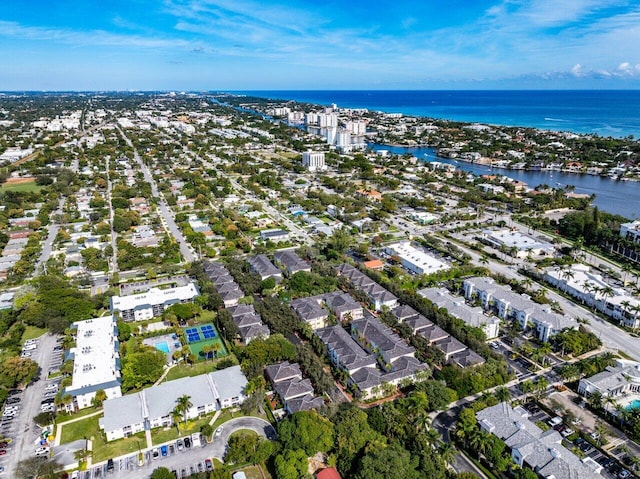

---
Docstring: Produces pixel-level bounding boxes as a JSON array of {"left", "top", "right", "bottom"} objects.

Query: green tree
[
  {"left": 274, "top": 449, "right": 309, "bottom": 479},
  {"left": 175, "top": 394, "right": 193, "bottom": 425},
  {"left": 15, "top": 457, "right": 62, "bottom": 479},
  {"left": 277, "top": 410, "right": 334, "bottom": 455},
  {"left": 121, "top": 349, "right": 166, "bottom": 391},
  {"left": 333, "top": 404, "right": 383, "bottom": 473},
  {"left": 354, "top": 443, "right": 421, "bottom": 479},
  {"left": 150, "top": 467, "right": 175, "bottom": 479},
  {"left": 91, "top": 389, "right": 107, "bottom": 407},
  {"left": 1, "top": 357, "right": 39, "bottom": 388}
]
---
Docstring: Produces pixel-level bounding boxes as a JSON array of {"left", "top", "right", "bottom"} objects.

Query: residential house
[
  {"left": 247, "top": 254, "right": 283, "bottom": 283},
  {"left": 274, "top": 250, "right": 311, "bottom": 276},
  {"left": 290, "top": 296, "right": 329, "bottom": 330},
  {"left": 477, "top": 402, "right": 600, "bottom": 479}
]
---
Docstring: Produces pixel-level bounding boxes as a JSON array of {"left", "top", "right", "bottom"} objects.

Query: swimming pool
[
  {"left": 155, "top": 341, "right": 170, "bottom": 354},
  {"left": 627, "top": 399, "right": 640, "bottom": 410}
]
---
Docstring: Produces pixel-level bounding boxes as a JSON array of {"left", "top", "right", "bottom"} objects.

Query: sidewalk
[{"left": 53, "top": 409, "right": 104, "bottom": 446}]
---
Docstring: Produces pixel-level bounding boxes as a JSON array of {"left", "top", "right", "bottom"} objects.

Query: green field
[
  {"left": 59, "top": 414, "right": 147, "bottom": 462},
  {"left": 60, "top": 415, "right": 101, "bottom": 444},
  {"left": 0, "top": 180, "right": 41, "bottom": 193},
  {"left": 163, "top": 354, "right": 238, "bottom": 382},
  {"left": 22, "top": 325, "right": 48, "bottom": 341}
]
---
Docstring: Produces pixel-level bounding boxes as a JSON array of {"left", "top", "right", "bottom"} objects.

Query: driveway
[
  {"left": 79, "top": 416, "right": 276, "bottom": 479},
  {"left": 208, "top": 417, "right": 276, "bottom": 460}
]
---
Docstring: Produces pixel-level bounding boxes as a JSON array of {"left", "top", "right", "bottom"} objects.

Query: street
[{"left": 117, "top": 126, "right": 195, "bottom": 264}]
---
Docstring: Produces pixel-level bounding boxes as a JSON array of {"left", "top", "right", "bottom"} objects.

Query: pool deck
[{"left": 142, "top": 333, "right": 183, "bottom": 364}]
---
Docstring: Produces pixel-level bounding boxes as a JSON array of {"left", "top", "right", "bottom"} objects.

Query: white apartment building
[
  {"left": 620, "top": 220, "right": 640, "bottom": 243},
  {"left": 345, "top": 121, "right": 367, "bottom": 135},
  {"left": 419, "top": 288, "right": 500, "bottom": 339},
  {"left": 110, "top": 282, "right": 200, "bottom": 321},
  {"left": 302, "top": 151, "right": 326, "bottom": 171},
  {"left": 64, "top": 315, "right": 122, "bottom": 411},
  {"left": 544, "top": 264, "right": 640, "bottom": 329},
  {"left": 578, "top": 360, "right": 640, "bottom": 400},
  {"left": 463, "top": 277, "right": 577, "bottom": 342},
  {"left": 385, "top": 241, "right": 450, "bottom": 275},
  {"left": 100, "top": 366, "right": 247, "bottom": 441}
]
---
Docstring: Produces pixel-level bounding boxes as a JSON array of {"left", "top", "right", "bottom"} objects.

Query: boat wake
[{"left": 544, "top": 117, "right": 570, "bottom": 122}]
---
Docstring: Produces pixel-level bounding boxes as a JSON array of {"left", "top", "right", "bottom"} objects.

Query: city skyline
[{"left": 2, "top": 0, "right": 640, "bottom": 90}]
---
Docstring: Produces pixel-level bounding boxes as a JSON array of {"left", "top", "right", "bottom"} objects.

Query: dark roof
[
  {"left": 316, "top": 326, "right": 377, "bottom": 372},
  {"left": 391, "top": 304, "right": 419, "bottom": 320},
  {"left": 419, "top": 324, "right": 450, "bottom": 343},
  {"left": 449, "top": 349, "right": 486, "bottom": 368},
  {"left": 291, "top": 297, "right": 328, "bottom": 322},
  {"left": 274, "top": 377, "right": 315, "bottom": 401},
  {"left": 351, "top": 317, "right": 414, "bottom": 359},
  {"left": 265, "top": 361, "right": 303, "bottom": 384},
  {"left": 286, "top": 394, "right": 324, "bottom": 414},
  {"left": 247, "top": 254, "right": 282, "bottom": 280},
  {"left": 405, "top": 314, "right": 434, "bottom": 333},
  {"left": 239, "top": 323, "right": 270, "bottom": 342},
  {"left": 274, "top": 250, "right": 311, "bottom": 274}
]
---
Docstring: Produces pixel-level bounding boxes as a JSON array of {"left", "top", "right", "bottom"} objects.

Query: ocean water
[{"left": 235, "top": 90, "right": 640, "bottom": 138}]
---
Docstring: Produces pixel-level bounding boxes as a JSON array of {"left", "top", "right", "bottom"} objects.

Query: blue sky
[{"left": 2, "top": 0, "right": 640, "bottom": 90}]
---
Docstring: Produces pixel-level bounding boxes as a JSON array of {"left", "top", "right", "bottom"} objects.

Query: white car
[
  {"left": 20, "top": 352, "right": 32, "bottom": 358},
  {"left": 35, "top": 447, "right": 50, "bottom": 457},
  {"left": 23, "top": 344, "right": 37, "bottom": 351},
  {"left": 45, "top": 384, "right": 58, "bottom": 392}
]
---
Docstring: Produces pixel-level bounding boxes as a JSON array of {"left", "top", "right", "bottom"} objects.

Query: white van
[{"left": 191, "top": 432, "right": 202, "bottom": 448}]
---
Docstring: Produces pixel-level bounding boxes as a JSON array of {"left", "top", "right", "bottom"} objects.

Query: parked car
[
  {"left": 152, "top": 448, "right": 159, "bottom": 459},
  {"left": 214, "top": 426, "right": 223, "bottom": 437},
  {"left": 176, "top": 439, "right": 184, "bottom": 451},
  {"left": 184, "top": 437, "right": 191, "bottom": 449},
  {"left": 35, "top": 447, "right": 50, "bottom": 457},
  {"left": 161, "top": 445, "right": 168, "bottom": 457},
  {"left": 205, "top": 459, "right": 213, "bottom": 472}
]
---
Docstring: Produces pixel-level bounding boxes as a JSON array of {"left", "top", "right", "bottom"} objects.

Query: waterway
[{"left": 369, "top": 144, "right": 639, "bottom": 219}]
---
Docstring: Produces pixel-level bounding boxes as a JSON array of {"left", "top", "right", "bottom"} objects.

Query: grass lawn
[
  {"left": 0, "top": 180, "right": 41, "bottom": 193},
  {"left": 57, "top": 406, "right": 101, "bottom": 422},
  {"left": 195, "top": 310, "right": 216, "bottom": 324},
  {"left": 151, "top": 415, "right": 212, "bottom": 445},
  {"left": 211, "top": 409, "right": 257, "bottom": 429},
  {"left": 22, "top": 325, "right": 48, "bottom": 341},
  {"left": 93, "top": 431, "right": 147, "bottom": 463},
  {"left": 164, "top": 354, "right": 238, "bottom": 382},
  {"left": 60, "top": 415, "right": 100, "bottom": 444}
]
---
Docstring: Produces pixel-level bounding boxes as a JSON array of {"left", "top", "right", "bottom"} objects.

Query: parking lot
[
  {"left": 520, "top": 401, "right": 633, "bottom": 479},
  {"left": 1, "top": 333, "right": 61, "bottom": 476}
]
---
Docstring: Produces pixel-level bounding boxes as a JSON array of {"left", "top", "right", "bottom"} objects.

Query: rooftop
[{"left": 67, "top": 315, "right": 120, "bottom": 395}]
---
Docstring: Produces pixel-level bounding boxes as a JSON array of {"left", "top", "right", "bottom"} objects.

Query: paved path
[{"left": 54, "top": 410, "right": 104, "bottom": 446}]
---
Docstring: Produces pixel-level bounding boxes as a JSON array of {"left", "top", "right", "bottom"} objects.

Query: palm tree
[
  {"left": 494, "top": 386, "right": 510, "bottom": 403},
  {"left": 438, "top": 442, "right": 457, "bottom": 466},
  {"left": 170, "top": 408, "right": 182, "bottom": 434},
  {"left": 423, "top": 426, "right": 441, "bottom": 449},
  {"left": 587, "top": 391, "right": 604, "bottom": 410},
  {"left": 534, "top": 377, "right": 549, "bottom": 399},
  {"left": 175, "top": 395, "right": 193, "bottom": 425},
  {"left": 201, "top": 344, "right": 214, "bottom": 362},
  {"left": 600, "top": 285, "right": 615, "bottom": 311},
  {"left": 537, "top": 342, "right": 552, "bottom": 366}
]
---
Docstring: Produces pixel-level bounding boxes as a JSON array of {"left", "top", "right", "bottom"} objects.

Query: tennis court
[{"left": 181, "top": 323, "right": 227, "bottom": 361}]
